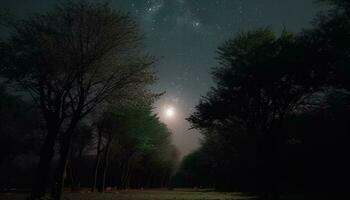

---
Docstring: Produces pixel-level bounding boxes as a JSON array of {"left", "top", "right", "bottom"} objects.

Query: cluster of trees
[
  {"left": 0, "top": 1, "right": 178, "bottom": 200},
  {"left": 87, "top": 105, "right": 178, "bottom": 192},
  {"left": 179, "top": 0, "right": 350, "bottom": 199}
]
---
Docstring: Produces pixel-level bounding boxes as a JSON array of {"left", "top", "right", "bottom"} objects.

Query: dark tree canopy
[
  {"left": 0, "top": 85, "right": 40, "bottom": 164},
  {"left": 187, "top": 1, "right": 350, "bottom": 198},
  {"left": 189, "top": 29, "right": 317, "bottom": 136},
  {"left": 0, "top": 1, "right": 156, "bottom": 199}
]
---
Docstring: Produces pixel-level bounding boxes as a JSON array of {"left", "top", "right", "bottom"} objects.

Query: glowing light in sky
[{"left": 165, "top": 106, "right": 176, "bottom": 118}]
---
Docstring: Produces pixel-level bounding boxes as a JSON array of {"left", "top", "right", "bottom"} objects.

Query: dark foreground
[{"left": 0, "top": 189, "right": 256, "bottom": 200}]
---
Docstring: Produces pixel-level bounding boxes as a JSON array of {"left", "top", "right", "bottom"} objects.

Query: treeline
[
  {"left": 175, "top": 0, "right": 350, "bottom": 199},
  {"left": 0, "top": 1, "right": 178, "bottom": 200},
  {"left": 0, "top": 93, "right": 178, "bottom": 191}
]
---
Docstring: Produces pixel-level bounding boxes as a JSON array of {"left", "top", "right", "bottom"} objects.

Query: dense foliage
[{"left": 185, "top": 0, "right": 350, "bottom": 199}]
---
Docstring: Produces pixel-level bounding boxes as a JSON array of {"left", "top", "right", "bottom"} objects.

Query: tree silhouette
[
  {"left": 187, "top": 1, "right": 350, "bottom": 197},
  {"left": 188, "top": 29, "right": 322, "bottom": 199},
  {"left": 1, "top": 1, "right": 155, "bottom": 199},
  {"left": 0, "top": 85, "right": 40, "bottom": 165}
]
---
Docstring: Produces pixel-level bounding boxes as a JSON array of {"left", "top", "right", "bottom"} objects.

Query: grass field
[{"left": 0, "top": 189, "right": 257, "bottom": 200}]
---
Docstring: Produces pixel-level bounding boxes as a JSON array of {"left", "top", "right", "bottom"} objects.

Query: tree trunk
[
  {"left": 146, "top": 171, "right": 153, "bottom": 188},
  {"left": 124, "top": 157, "right": 133, "bottom": 189},
  {"left": 68, "top": 159, "right": 76, "bottom": 192},
  {"left": 120, "top": 163, "right": 127, "bottom": 189},
  {"left": 264, "top": 128, "right": 281, "bottom": 200},
  {"left": 100, "top": 133, "right": 112, "bottom": 192},
  {"left": 51, "top": 133, "right": 72, "bottom": 200},
  {"left": 91, "top": 127, "right": 103, "bottom": 192},
  {"left": 121, "top": 159, "right": 130, "bottom": 189},
  {"left": 51, "top": 116, "right": 79, "bottom": 200},
  {"left": 75, "top": 148, "right": 84, "bottom": 191},
  {"left": 30, "top": 124, "right": 59, "bottom": 200}
]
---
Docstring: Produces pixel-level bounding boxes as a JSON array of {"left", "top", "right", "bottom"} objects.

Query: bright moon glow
[{"left": 165, "top": 106, "right": 176, "bottom": 118}]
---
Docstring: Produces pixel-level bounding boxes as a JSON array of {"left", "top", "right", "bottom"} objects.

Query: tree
[
  {"left": 0, "top": 84, "right": 43, "bottom": 190},
  {"left": 188, "top": 1, "right": 350, "bottom": 196},
  {"left": 89, "top": 89, "right": 159, "bottom": 192},
  {"left": 300, "top": 0, "right": 350, "bottom": 90},
  {"left": 88, "top": 101, "right": 178, "bottom": 190},
  {"left": 173, "top": 149, "right": 213, "bottom": 188},
  {"left": 318, "top": 0, "right": 350, "bottom": 12},
  {"left": 109, "top": 104, "right": 176, "bottom": 189},
  {"left": 0, "top": 85, "right": 40, "bottom": 164},
  {"left": 90, "top": 110, "right": 119, "bottom": 192},
  {"left": 276, "top": 90, "right": 350, "bottom": 198},
  {"left": 68, "top": 122, "right": 93, "bottom": 191},
  {"left": 0, "top": 1, "right": 155, "bottom": 199},
  {"left": 90, "top": 112, "right": 108, "bottom": 192},
  {"left": 188, "top": 29, "right": 319, "bottom": 199}
]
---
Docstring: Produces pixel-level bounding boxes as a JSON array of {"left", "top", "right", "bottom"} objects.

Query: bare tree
[
  {"left": 1, "top": 1, "right": 155, "bottom": 199},
  {"left": 91, "top": 117, "right": 106, "bottom": 193}
]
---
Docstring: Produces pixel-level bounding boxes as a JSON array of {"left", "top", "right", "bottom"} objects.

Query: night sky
[{"left": 1, "top": 0, "right": 322, "bottom": 156}]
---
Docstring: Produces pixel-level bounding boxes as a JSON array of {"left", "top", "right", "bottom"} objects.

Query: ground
[{"left": 0, "top": 189, "right": 256, "bottom": 200}]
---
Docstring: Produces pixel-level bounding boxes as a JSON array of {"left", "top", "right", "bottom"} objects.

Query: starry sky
[{"left": 1, "top": 0, "right": 322, "bottom": 156}]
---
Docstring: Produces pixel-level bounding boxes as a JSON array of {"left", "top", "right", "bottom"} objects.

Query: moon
[{"left": 164, "top": 106, "right": 176, "bottom": 119}]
